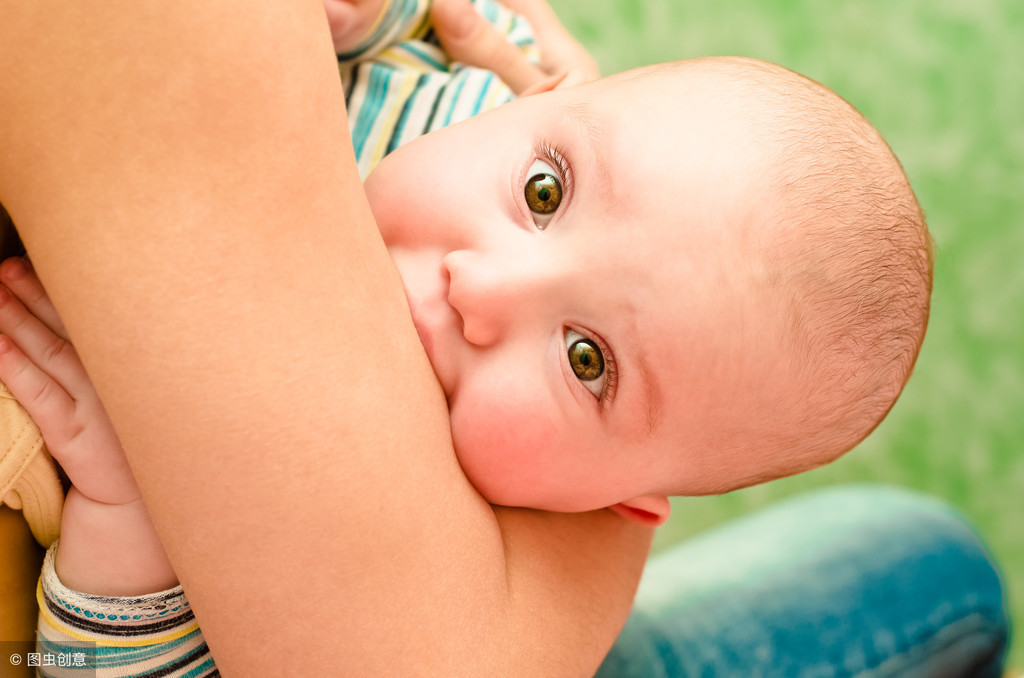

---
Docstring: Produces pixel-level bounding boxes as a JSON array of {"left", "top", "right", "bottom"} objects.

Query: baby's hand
[
  {"left": 495, "top": 0, "right": 599, "bottom": 82},
  {"left": 0, "top": 257, "right": 137, "bottom": 506},
  {"left": 431, "top": 0, "right": 597, "bottom": 95},
  {"left": 0, "top": 257, "right": 176, "bottom": 596}
]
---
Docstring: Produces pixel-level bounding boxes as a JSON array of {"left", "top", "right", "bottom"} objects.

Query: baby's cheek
[{"left": 449, "top": 395, "right": 560, "bottom": 507}]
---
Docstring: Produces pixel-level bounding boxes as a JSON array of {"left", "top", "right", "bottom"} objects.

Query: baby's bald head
[{"left": 651, "top": 58, "right": 932, "bottom": 488}]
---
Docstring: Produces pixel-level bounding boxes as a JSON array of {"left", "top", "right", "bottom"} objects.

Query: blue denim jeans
[{"left": 599, "top": 485, "right": 1010, "bottom": 677}]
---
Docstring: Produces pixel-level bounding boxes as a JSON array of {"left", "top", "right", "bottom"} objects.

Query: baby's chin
[{"left": 450, "top": 443, "right": 606, "bottom": 513}]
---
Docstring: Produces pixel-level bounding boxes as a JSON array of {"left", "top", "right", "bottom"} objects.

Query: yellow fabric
[
  {"left": 0, "top": 378, "right": 63, "bottom": 547},
  {"left": 0, "top": 506, "right": 44, "bottom": 651}
]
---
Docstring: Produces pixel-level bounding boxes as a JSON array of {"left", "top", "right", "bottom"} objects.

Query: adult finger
[{"left": 431, "top": 0, "right": 547, "bottom": 96}]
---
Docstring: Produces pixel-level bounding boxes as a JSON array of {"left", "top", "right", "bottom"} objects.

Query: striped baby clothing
[{"left": 341, "top": 0, "right": 536, "bottom": 178}]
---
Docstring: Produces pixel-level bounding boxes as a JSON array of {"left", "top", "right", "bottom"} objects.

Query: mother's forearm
[
  {"left": 0, "top": 0, "right": 376, "bottom": 500},
  {"left": 0, "top": 0, "right": 416, "bottom": 669}
]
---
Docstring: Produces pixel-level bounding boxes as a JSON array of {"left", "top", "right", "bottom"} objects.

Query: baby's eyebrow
[
  {"left": 565, "top": 102, "right": 605, "bottom": 148},
  {"left": 563, "top": 102, "right": 660, "bottom": 434},
  {"left": 562, "top": 102, "right": 610, "bottom": 190},
  {"left": 635, "top": 347, "right": 661, "bottom": 440}
]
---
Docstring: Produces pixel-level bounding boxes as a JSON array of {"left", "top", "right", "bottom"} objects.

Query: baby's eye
[
  {"left": 566, "top": 329, "right": 604, "bottom": 396},
  {"left": 524, "top": 159, "right": 562, "bottom": 230}
]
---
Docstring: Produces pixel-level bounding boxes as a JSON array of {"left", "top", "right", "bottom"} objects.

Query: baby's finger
[
  {"left": 0, "top": 332, "right": 79, "bottom": 445},
  {"left": 431, "top": 0, "right": 547, "bottom": 96},
  {"left": 0, "top": 257, "right": 70, "bottom": 341},
  {"left": 0, "top": 283, "right": 91, "bottom": 397}
]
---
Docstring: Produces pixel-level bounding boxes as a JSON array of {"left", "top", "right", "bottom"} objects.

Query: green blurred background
[{"left": 552, "top": 0, "right": 1022, "bottom": 668}]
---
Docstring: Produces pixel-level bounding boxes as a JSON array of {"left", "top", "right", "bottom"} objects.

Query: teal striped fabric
[
  {"left": 36, "top": 545, "right": 216, "bottom": 677},
  {"left": 341, "top": 0, "right": 537, "bottom": 178}
]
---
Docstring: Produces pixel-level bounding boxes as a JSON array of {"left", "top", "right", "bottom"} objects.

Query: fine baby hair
[{"left": 645, "top": 57, "right": 932, "bottom": 492}]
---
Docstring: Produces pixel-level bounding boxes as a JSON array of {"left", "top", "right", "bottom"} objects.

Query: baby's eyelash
[
  {"left": 569, "top": 327, "right": 619, "bottom": 406},
  {"left": 599, "top": 345, "right": 619, "bottom": 405},
  {"left": 540, "top": 142, "right": 574, "bottom": 201}
]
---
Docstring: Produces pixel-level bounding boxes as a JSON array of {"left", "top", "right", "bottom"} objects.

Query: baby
[
  {"left": 0, "top": 5, "right": 931, "bottom": 675},
  {"left": 369, "top": 56, "right": 933, "bottom": 523}
]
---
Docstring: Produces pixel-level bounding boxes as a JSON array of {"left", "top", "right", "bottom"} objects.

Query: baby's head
[{"left": 365, "top": 57, "right": 932, "bottom": 524}]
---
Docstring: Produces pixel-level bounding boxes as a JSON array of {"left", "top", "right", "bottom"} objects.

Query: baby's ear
[
  {"left": 608, "top": 496, "right": 671, "bottom": 526},
  {"left": 520, "top": 69, "right": 590, "bottom": 98}
]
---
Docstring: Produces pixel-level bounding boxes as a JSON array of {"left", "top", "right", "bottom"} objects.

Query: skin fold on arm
[{"left": 0, "top": 0, "right": 651, "bottom": 674}]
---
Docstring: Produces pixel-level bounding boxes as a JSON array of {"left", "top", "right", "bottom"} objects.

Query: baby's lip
[
  {"left": 397, "top": 252, "right": 454, "bottom": 392},
  {"left": 411, "top": 305, "right": 434, "bottom": 363},
  {"left": 404, "top": 290, "right": 434, "bottom": 364}
]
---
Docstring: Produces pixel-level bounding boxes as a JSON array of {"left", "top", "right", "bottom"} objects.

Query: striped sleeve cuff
[{"left": 37, "top": 543, "right": 217, "bottom": 677}]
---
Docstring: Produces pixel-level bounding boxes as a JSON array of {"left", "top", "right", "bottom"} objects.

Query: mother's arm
[{"left": 0, "top": 0, "right": 651, "bottom": 674}]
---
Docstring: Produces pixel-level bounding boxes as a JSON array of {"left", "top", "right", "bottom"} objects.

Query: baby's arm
[{"left": 0, "top": 257, "right": 176, "bottom": 597}]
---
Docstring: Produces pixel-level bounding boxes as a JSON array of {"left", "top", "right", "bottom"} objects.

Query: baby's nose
[{"left": 443, "top": 249, "right": 552, "bottom": 347}]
